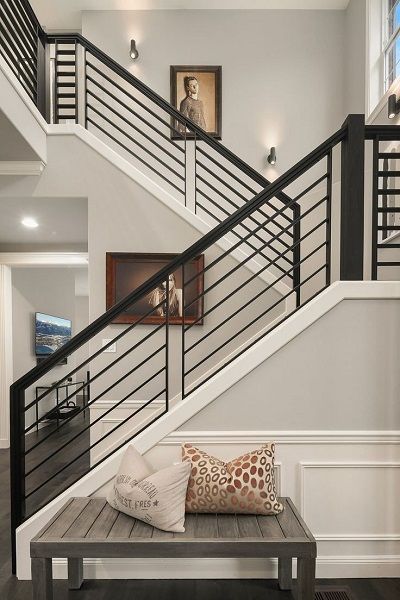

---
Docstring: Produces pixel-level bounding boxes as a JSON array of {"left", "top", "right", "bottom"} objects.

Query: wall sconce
[
  {"left": 130, "top": 39, "right": 139, "bottom": 61},
  {"left": 388, "top": 93, "right": 400, "bottom": 119},
  {"left": 267, "top": 146, "right": 276, "bottom": 165}
]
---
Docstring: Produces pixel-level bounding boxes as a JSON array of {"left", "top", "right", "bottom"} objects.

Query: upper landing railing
[{"left": 0, "top": 0, "right": 300, "bottom": 291}]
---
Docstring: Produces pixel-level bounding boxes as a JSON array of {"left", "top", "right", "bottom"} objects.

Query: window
[{"left": 384, "top": 0, "right": 400, "bottom": 90}]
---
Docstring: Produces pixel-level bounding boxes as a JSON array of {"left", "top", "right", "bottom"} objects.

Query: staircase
[{"left": 2, "top": 0, "right": 400, "bottom": 577}]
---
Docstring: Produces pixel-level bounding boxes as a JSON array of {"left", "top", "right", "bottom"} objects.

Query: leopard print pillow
[{"left": 182, "top": 443, "right": 283, "bottom": 515}]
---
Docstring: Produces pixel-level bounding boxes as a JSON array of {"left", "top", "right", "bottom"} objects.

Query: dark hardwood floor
[{"left": 1, "top": 444, "right": 399, "bottom": 599}]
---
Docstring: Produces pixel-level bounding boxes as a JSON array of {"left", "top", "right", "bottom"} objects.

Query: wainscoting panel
[{"left": 87, "top": 429, "right": 400, "bottom": 579}]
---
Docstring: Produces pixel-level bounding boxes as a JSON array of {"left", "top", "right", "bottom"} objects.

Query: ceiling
[
  {"left": 0, "top": 197, "right": 88, "bottom": 251},
  {"left": 31, "top": 1, "right": 350, "bottom": 30}
]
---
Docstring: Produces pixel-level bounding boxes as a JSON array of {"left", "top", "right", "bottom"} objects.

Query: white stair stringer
[
  {"left": 0, "top": 56, "right": 292, "bottom": 304},
  {"left": 15, "top": 280, "right": 400, "bottom": 579}
]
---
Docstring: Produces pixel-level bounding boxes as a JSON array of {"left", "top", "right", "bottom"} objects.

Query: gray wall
[
  {"left": 344, "top": 0, "right": 366, "bottom": 115},
  {"left": 82, "top": 9, "right": 347, "bottom": 177},
  {"left": 12, "top": 267, "right": 80, "bottom": 426},
  {"left": 180, "top": 298, "right": 400, "bottom": 431}
]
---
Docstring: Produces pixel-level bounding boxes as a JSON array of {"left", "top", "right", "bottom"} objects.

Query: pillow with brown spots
[{"left": 182, "top": 443, "right": 283, "bottom": 515}]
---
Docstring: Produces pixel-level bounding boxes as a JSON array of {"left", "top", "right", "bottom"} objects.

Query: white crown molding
[
  {"left": 0, "top": 161, "right": 45, "bottom": 176},
  {"left": 0, "top": 252, "right": 88, "bottom": 266}
]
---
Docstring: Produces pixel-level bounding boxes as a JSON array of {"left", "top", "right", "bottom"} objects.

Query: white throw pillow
[{"left": 107, "top": 445, "right": 191, "bottom": 532}]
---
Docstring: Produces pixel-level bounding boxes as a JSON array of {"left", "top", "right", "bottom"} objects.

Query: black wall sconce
[
  {"left": 388, "top": 93, "right": 400, "bottom": 119},
  {"left": 130, "top": 39, "right": 139, "bottom": 60},
  {"left": 267, "top": 147, "right": 276, "bottom": 165}
]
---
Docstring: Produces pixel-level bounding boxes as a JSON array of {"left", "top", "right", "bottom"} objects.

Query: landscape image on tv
[{"left": 35, "top": 312, "right": 72, "bottom": 356}]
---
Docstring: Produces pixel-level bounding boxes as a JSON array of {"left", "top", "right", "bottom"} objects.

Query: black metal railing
[
  {"left": 44, "top": 32, "right": 297, "bottom": 286},
  {"left": 0, "top": 0, "right": 45, "bottom": 115},
  {"left": 5, "top": 0, "right": 400, "bottom": 578},
  {"left": 366, "top": 126, "right": 400, "bottom": 280},
  {"left": 10, "top": 118, "right": 348, "bottom": 573}
]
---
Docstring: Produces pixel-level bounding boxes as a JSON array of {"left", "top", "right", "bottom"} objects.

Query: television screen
[{"left": 35, "top": 312, "right": 72, "bottom": 356}]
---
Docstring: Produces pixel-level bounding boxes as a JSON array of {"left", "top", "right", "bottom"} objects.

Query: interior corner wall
[
  {"left": 82, "top": 9, "right": 346, "bottom": 177},
  {"left": 344, "top": 0, "right": 367, "bottom": 115},
  {"left": 11, "top": 267, "right": 77, "bottom": 428}
]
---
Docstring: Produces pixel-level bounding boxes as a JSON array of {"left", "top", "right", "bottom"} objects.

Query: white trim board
[
  {"left": 15, "top": 280, "right": 400, "bottom": 579},
  {"left": 0, "top": 161, "right": 45, "bottom": 176},
  {"left": 49, "top": 554, "right": 400, "bottom": 580},
  {"left": 0, "top": 252, "right": 88, "bottom": 266}
]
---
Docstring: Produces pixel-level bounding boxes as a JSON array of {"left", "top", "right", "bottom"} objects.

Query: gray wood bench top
[{"left": 30, "top": 497, "right": 316, "bottom": 600}]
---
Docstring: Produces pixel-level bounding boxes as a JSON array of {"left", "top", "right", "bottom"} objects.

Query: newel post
[{"left": 340, "top": 114, "right": 365, "bottom": 280}]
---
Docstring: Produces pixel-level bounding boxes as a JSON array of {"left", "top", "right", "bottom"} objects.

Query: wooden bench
[{"left": 30, "top": 496, "right": 316, "bottom": 599}]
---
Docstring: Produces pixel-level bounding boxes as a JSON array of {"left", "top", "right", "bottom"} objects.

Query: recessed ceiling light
[{"left": 21, "top": 217, "right": 39, "bottom": 229}]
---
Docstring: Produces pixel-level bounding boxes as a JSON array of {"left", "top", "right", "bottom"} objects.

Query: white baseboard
[
  {"left": 0, "top": 438, "right": 9, "bottom": 449},
  {"left": 51, "top": 555, "right": 400, "bottom": 580}
]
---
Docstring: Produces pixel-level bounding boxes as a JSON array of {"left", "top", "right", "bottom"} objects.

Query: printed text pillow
[
  {"left": 107, "top": 445, "right": 191, "bottom": 532},
  {"left": 182, "top": 443, "right": 283, "bottom": 515}
]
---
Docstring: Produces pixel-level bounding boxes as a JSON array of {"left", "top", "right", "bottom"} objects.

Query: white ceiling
[
  {"left": 0, "top": 197, "right": 88, "bottom": 249},
  {"left": 31, "top": 1, "right": 350, "bottom": 30}
]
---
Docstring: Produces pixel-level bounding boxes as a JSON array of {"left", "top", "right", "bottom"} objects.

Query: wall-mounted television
[{"left": 35, "top": 312, "right": 72, "bottom": 356}]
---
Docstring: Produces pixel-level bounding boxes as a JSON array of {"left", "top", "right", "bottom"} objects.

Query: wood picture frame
[
  {"left": 106, "top": 253, "right": 204, "bottom": 325},
  {"left": 170, "top": 65, "right": 222, "bottom": 140}
]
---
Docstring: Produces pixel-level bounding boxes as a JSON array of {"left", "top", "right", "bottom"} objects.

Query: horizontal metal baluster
[
  {"left": 185, "top": 283, "right": 330, "bottom": 397},
  {"left": 86, "top": 77, "right": 184, "bottom": 153},
  {"left": 185, "top": 241, "right": 327, "bottom": 355},
  {"left": 0, "top": 21, "right": 37, "bottom": 80},
  {"left": 196, "top": 145, "right": 294, "bottom": 222},
  {"left": 1, "top": 2, "right": 37, "bottom": 56},
  {"left": 184, "top": 264, "right": 327, "bottom": 378},
  {"left": 185, "top": 219, "right": 328, "bottom": 330},
  {"left": 196, "top": 159, "right": 293, "bottom": 233},
  {"left": 87, "top": 93, "right": 184, "bottom": 167},
  {"left": 86, "top": 60, "right": 186, "bottom": 139},
  {"left": 25, "top": 409, "right": 167, "bottom": 520},
  {"left": 196, "top": 175, "right": 293, "bottom": 246},
  {"left": 25, "top": 367, "right": 166, "bottom": 477},
  {"left": 24, "top": 341, "right": 165, "bottom": 435},
  {"left": 88, "top": 103, "right": 185, "bottom": 175},
  {"left": 196, "top": 187, "right": 293, "bottom": 269},
  {"left": 184, "top": 195, "right": 328, "bottom": 297},
  {"left": 87, "top": 117, "right": 185, "bottom": 195},
  {"left": 25, "top": 301, "right": 165, "bottom": 410},
  {"left": 25, "top": 389, "right": 166, "bottom": 499}
]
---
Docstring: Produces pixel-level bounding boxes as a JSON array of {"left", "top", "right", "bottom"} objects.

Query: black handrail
[
  {"left": 11, "top": 122, "right": 347, "bottom": 393},
  {"left": 46, "top": 32, "right": 294, "bottom": 209}
]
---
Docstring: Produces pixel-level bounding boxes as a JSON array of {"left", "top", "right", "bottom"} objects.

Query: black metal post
[
  {"left": 10, "top": 384, "right": 26, "bottom": 574},
  {"left": 292, "top": 204, "right": 301, "bottom": 307},
  {"left": 36, "top": 31, "right": 46, "bottom": 118},
  {"left": 340, "top": 114, "right": 365, "bottom": 280},
  {"left": 371, "top": 137, "right": 379, "bottom": 280},
  {"left": 326, "top": 149, "right": 333, "bottom": 286}
]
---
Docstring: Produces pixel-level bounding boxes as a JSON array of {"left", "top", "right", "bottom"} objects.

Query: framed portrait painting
[
  {"left": 106, "top": 253, "right": 204, "bottom": 325},
  {"left": 170, "top": 65, "right": 222, "bottom": 140}
]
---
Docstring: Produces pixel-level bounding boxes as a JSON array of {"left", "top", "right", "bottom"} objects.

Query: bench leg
[
  {"left": 297, "top": 557, "right": 316, "bottom": 600},
  {"left": 278, "top": 557, "right": 292, "bottom": 590},
  {"left": 32, "top": 558, "right": 53, "bottom": 600},
  {"left": 68, "top": 557, "right": 84, "bottom": 589}
]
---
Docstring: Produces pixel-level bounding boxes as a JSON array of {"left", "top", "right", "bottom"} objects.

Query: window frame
[{"left": 383, "top": 0, "right": 400, "bottom": 91}]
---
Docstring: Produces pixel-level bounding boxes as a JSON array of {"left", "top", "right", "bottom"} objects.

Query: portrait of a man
[{"left": 170, "top": 66, "right": 222, "bottom": 140}]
